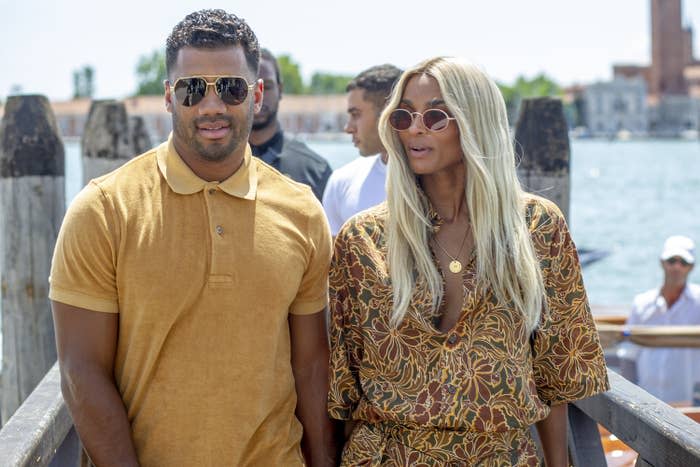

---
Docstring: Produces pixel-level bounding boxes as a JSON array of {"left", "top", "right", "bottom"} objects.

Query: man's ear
[
  {"left": 164, "top": 80, "right": 173, "bottom": 113},
  {"left": 278, "top": 81, "right": 284, "bottom": 100}
]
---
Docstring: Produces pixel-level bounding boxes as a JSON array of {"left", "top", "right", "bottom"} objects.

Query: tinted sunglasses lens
[
  {"left": 668, "top": 258, "right": 689, "bottom": 266},
  {"left": 389, "top": 109, "right": 413, "bottom": 131},
  {"left": 174, "top": 78, "right": 206, "bottom": 107},
  {"left": 423, "top": 109, "right": 450, "bottom": 131},
  {"left": 217, "top": 77, "right": 249, "bottom": 105}
]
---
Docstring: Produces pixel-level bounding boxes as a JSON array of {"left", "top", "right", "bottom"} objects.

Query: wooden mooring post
[
  {"left": 81, "top": 100, "right": 133, "bottom": 184},
  {"left": 514, "top": 97, "right": 571, "bottom": 221},
  {"left": 0, "top": 95, "right": 64, "bottom": 425}
]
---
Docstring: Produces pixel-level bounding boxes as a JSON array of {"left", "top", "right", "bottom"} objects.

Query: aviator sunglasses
[
  {"left": 389, "top": 108, "right": 456, "bottom": 132},
  {"left": 169, "top": 75, "right": 255, "bottom": 107}
]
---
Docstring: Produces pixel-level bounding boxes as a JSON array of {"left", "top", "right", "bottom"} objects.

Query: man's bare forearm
[
  {"left": 61, "top": 365, "right": 139, "bottom": 467},
  {"left": 293, "top": 349, "right": 338, "bottom": 466},
  {"left": 290, "top": 310, "right": 338, "bottom": 466}
]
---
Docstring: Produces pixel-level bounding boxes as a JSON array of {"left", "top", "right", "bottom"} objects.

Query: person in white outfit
[
  {"left": 626, "top": 235, "right": 700, "bottom": 404},
  {"left": 322, "top": 64, "right": 401, "bottom": 235}
]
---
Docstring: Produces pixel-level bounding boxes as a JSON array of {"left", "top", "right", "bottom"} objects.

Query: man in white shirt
[
  {"left": 322, "top": 64, "right": 402, "bottom": 235},
  {"left": 626, "top": 235, "right": 700, "bottom": 403}
]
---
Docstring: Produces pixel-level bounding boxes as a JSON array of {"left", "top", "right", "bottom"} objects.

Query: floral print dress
[{"left": 328, "top": 195, "right": 609, "bottom": 466}]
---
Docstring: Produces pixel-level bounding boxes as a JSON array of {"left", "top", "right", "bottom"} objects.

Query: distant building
[
  {"left": 649, "top": 0, "right": 689, "bottom": 97},
  {"left": 648, "top": 95, "right": 700, "bottom": 136},
  {"left": 604, "top": 0, "right": 700, "bottom": 135},
  {"left": 583, "top": 78, "right": 648, "bottom": 137}
]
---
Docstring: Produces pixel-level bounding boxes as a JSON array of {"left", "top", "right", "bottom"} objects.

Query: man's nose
[{"left": 198, "top": 85, "right": 227, "bottom": 115}]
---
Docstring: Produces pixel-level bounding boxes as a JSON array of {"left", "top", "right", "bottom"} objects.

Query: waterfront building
[
  {"left": 583, "top": 77, "right": 648, "bottom": 137},
  {"left": 608, "top": 0, "right": 700, "bottom": 136}
]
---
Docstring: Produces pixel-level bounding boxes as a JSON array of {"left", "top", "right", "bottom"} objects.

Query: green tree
[
  {"left": 135, "top": 49, "right": 167, "bottom": 95},
  {"left": 276, "top": 54, "right": 304, "bottom": 94},
  {"left": 307, "top": 72, "right": 353, "bottom": 95},
  {"left": 72, "top": 65, "right": 95, "bottom": 99},
  {"left": 498, "top": 73, "right": 561, "bottom": 123}
]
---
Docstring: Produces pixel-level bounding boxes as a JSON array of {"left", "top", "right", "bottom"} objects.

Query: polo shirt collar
[{"left": 157, "top": 134, "right": 257, "bottom": 200}]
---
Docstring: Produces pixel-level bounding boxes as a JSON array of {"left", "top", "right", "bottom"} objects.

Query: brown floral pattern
[{"left": 328, "top": 195, "right": 609, "bottom": 465}]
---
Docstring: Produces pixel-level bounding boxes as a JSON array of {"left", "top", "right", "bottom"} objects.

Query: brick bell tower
[{"left": 650, "top": 0, "right": 688, "bottom": 96}]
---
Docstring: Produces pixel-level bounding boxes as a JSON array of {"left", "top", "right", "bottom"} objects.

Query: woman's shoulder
[
  {"left": 523, "top": 193, "right": 566, "bottom": 232},
  {"left": 336, "top": 202, "right": 388, "bottom": 242}
]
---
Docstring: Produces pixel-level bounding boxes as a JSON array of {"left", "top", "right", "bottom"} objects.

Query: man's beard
[
  {"left": 172, "top": 108, "right": 253, "bottom": 162},
  {"left": 252, "top": 106, "right": 278, "bottom": 131}
]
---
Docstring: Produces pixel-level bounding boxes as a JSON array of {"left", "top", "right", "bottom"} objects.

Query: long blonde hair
[{"left": 378, "top": 56, "right": 545, "bottom": 332}]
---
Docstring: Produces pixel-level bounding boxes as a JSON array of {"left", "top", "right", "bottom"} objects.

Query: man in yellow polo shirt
[{"left": 49, "top": 9, "right": 337, "bottom": 466}]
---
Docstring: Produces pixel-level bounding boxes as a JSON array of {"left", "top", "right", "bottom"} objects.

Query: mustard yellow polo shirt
[{"left": 49, "top": 136, "right": 331, "bottom": 466}]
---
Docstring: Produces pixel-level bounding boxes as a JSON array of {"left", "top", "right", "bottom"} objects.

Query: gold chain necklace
[{"left": 432, "top": 225, "right": 470, "bottom": 274}]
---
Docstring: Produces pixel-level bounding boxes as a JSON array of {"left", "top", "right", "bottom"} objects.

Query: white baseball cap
[{"left": 660, "top": 235, "right": 695, "bottom": 264}]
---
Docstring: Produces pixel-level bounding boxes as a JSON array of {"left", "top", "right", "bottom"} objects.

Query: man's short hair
[
  {"left": 166, "top": 9, "right": 260, "bottom": 77},
  {"left": 346, "top": 64, "right": 403, "bottom": 110},
  {"left": 260, "top": 48, "right": 282, "bottom": 85}
]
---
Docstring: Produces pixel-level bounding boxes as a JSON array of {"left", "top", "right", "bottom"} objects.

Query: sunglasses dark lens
[
  {"left": 389, "top": 109, "right": 413, "bottom": 130},
  {"left": 217, "top": 77, "right": 249, "bottom": 105},
  {"left": 424, "top": 109, "right": 450, "bottom": 131},
  {"left": 174, "top": 78, "right": 206, "bottom": 107},
  {"left": 667, "top": 258, "right": 690, "bottom": 266}
]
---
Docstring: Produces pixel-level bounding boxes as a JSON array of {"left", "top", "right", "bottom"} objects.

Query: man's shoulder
[
  {"left": 255, "top": 158, "right": 320, "bottom": 205},
  {"left": 329, "top": 156, "right": 379, "bottom": 183},
  {"left": 633, "top": 288, "right": 660, "bottom": 308},
  {"left": 87, "top": 146, "right": 161, "bottom": 195},
  {"left": 280, "top": 136, "right": 331, "bottom": 169},
  {"left": 686, "top": 283, "right": 700, "bottom": 302}
]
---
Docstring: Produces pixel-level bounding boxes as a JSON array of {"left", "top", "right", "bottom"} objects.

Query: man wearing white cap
[{"left": 626, "top": 235, "right": 700, "bottom": 403}]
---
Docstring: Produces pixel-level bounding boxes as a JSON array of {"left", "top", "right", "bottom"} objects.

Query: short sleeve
[
  {"left": 49, "top": 182, "right": 120, "bottom": 313},
  {"left": 289, "top": 199, "right": 332, "bottom": 315},
  {"left": 327, "top": 222, "right": 364, "bottom": 420},
  {"left": 530, "top": 202, "right": 610, "bottom": 405}
]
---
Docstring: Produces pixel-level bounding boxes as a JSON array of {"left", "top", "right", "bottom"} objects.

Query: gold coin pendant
[{"left": 449, "top": 260, "right": 463, "bottom": 274}]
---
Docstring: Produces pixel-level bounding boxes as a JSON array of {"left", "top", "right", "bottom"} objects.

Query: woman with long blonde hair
[{"left": 328, "top": 56, "right": 609, "bottom": 466}]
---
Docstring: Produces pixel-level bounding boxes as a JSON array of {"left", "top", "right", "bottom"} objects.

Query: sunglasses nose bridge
[
  {"left": 197, "top": 80, "right": 228, "bottom": 111},
  {"left": 408, "top": 112, "right": 428, "bottom": 133}
]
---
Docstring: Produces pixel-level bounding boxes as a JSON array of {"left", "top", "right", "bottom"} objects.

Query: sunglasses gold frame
[
  {"left": 389, "top": 108, "right": 456, "bottom": 132},
  {"left": 167, "top": 75, "right": 256, "bottom": 106}
]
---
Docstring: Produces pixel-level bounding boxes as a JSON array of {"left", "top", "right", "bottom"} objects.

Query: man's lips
[{"left": 196, "top": 121, "right": 231, "bottom": 140}]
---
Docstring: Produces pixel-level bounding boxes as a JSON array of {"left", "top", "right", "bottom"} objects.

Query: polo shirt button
[
  {"left": 215, "top": 225, "right": 224, "bottom": 235},
  {"left": 447, "top": 334, "right": 458, "bottom": 345},
  {"left": 208, "top": 188, "right": 216, "bottom": 195}
]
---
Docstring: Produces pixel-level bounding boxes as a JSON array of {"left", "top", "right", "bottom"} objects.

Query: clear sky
[{"left": 2, "top": 0, "right": 700, "bottom": 102}]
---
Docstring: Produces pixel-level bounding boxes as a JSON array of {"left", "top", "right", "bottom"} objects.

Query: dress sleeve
[
  {"left": 327, "top": 222, "right": 364, "bottom": 420},
  {"left": 48, "top": 182, "right": 120, "bottom": 313},
  {"left": 531, "top": 203, "right": 610, "bottom": 405}
]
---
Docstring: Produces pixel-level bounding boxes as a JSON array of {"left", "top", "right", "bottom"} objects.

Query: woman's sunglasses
[
  {"left": 388, "top": 108, "right": 456, "bottom": 132},
  {"left": 169, "top": 75, "right": 255, "bottom": 107}
]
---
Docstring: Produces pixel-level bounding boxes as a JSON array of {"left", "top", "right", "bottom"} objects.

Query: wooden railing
[
  {"left": 0, "top": 363, "right": 80, "bottom": 467},
  {"left": 1, "top": 366, "right": 699, "bottom": 466}
]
